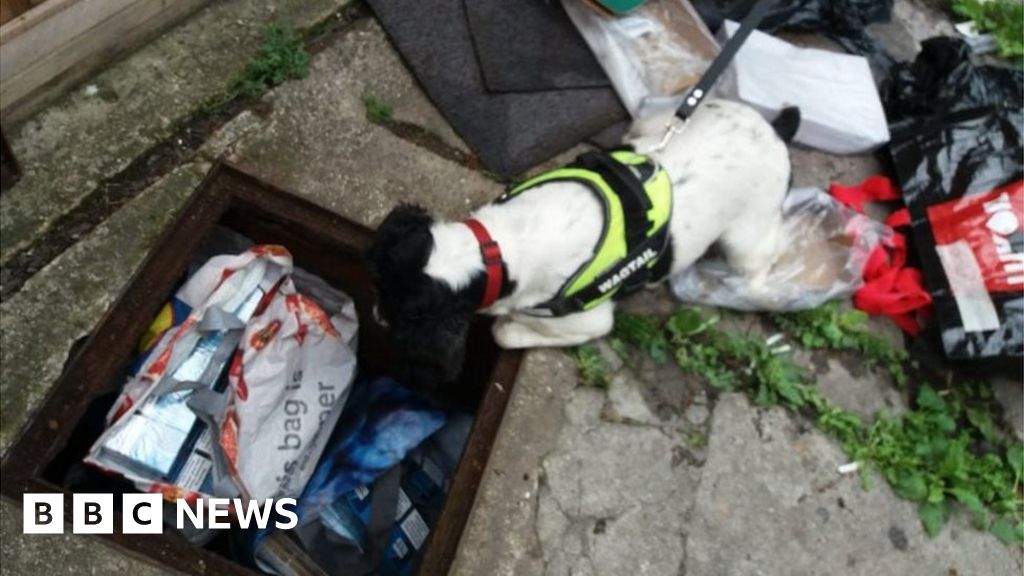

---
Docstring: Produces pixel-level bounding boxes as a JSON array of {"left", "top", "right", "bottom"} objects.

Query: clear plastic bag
[
  {"left": 671, "top": 188, "right": 892, "bottom": 311},
  {"left": 562, "top": 0, "right": 718, "bottom": 135}
]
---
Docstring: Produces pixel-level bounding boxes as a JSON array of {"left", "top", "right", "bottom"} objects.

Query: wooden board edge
[
  {"left": 0, "top": 0, "right": 77, "bottom": 42},
  {"left": 0, "top": 0, "right": 209, "bottom": 124}
]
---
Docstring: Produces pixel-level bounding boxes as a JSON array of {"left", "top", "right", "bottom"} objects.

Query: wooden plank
[
  {"left": 0, "top": 0, "right": 80, "bottom": 51},
  {"left": 0, "top": 0, "right": 208, "bottom": 123},
  {"left": 2, "top": 0, "right": 134, "bottom": 83},
  {"left": 0, "top": 0, "right": 32, "bottom": 26}
]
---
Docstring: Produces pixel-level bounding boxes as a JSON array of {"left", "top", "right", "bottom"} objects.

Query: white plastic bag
[
  {"left": 219, "top": 273, "right": 358, "bottom": 500},
  {"left": 670, "top": 188, "right": 893, "bottom": 311},
  {"left": 87, "top": 245, "right": 358, "bottom": 501},
  {"left": 716, "top": 20, "right": 890, "bottom": 154},
  {"left": 563, "top": 0, "right": 718, "bottom": 136}
]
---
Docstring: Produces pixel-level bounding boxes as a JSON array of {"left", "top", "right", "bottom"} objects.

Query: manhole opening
[{"left": 2, "top": 162, "right": 521, "bottom": 576}]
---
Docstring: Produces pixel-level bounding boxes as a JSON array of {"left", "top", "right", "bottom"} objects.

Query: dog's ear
[{"left": 367, "top": 203, "right": 435, "bottom": 281}]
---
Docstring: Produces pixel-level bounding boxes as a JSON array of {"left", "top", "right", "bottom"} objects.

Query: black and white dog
[{"left": 367, "top": 100, "right": 797, "bottom": 388}]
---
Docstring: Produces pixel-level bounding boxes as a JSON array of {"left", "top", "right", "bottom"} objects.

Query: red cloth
[{"left": 829, "top": 176, "right": 932, "bottom": 335}]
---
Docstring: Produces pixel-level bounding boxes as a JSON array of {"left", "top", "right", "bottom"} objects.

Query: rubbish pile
[{"left": 71, "top": 228, "right": 474, "bottom": 575}]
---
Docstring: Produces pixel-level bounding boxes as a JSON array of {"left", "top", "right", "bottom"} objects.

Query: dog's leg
[
  {"left": 720, "top": 204, "right": 784, "bottom": 287},
  {"left": 492, "top": 302, "right": 615, "bottom": 349}
]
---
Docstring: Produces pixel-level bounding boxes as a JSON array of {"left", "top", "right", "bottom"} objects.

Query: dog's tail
[{"left": 771, "top": 107, "right": 801, "bottom": 143}]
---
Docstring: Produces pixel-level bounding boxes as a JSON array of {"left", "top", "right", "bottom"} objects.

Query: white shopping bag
[
  {"left": 87, "top": 245, "right": 357, "bottom": 502},
  {"left": 219, "top": 274, "right": 358, "bottom": 500}
]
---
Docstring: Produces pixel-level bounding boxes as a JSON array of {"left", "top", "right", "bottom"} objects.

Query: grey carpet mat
[
  {"left": 463, "top": 0, "right": 610, "bottom": 93},
  {"left": 367, "top": 0, "right": 627, "bottom": 178}
]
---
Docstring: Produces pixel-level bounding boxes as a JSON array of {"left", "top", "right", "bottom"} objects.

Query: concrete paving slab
[
  {"left": 0, "top": 0, "right": 347, "bottom": 264},
  {"left": 226, "top": 20, "right": 501, "bottom": 228},
  {"left": 455, "top": 316, "right": 711, "bottom": 576},
  {"left": 686, "top": 394, "right": 1022, "bottom": 576},
  {"left": 802, "top": 353, "right": 907, "bottom": 418},
  {"left": 992, "top": 376, "right": 1024, "bottom": 442},
  {"left": 0, "top": 498, "right": 171, "bottom": 576},
  {"left": 0, "top": 161, "right": 209, "bottom": 455},
  {"left": 448, "top": 349, "right": 577, "bottom": 576}
]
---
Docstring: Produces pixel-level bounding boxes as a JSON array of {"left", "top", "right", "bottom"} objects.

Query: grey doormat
[
  {"left": 463, "top": 0, "right": 610, "bottom": 93},
  {"left": 367, "top": 0, "right": 627, "bottom": 178}
]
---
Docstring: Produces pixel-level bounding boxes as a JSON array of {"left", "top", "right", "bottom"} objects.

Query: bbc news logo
[{"left": 23, "top": 493, "right": 298, "bottom": 534}]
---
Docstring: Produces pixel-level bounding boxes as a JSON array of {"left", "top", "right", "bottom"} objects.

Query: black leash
[{"left": 675, "top": 0, "right": 775, "bottom": 120}]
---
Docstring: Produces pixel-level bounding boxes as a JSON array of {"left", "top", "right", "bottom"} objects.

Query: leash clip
[{"left": 652, "top": 120, "right": 687, "bottom": 153}]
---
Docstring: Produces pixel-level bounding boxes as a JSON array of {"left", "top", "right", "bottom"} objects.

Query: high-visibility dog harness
[{"left": 465, "top": 149, "right": 674, "bottom": 317}]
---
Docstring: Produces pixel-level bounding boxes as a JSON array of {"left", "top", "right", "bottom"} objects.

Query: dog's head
[{"left": 366, "top": 204, "right": 476, "bottom": 390}]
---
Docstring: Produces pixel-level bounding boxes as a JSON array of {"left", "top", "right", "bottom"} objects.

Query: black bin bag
[{"left": 884, "top": 38, "right": 1024, "bottom": 361}]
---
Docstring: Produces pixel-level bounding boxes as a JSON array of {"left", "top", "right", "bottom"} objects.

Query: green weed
[
  {"left": 568, "top": 344, "right": 611, "bottom": 389},
  {"left": 362, "top": 94, "right": 394, "bottom": 125},
  {"left": 688, "top": 431, "right": 708, "bottom": 449},
  {"left": 853, "top": 385, "right": 1024, "bottom": 542},
  {"left": 770, "top": 303, "right": 908, "bottom": 386},
  {"left": 611, "top": 313, "right": 668, "bottom": 364},
  {"left": 234, "top": 23, "right": 311, "bottom": 98},
  {"left": 953, "top": 0, "right": 1024, "bottom": 59}
]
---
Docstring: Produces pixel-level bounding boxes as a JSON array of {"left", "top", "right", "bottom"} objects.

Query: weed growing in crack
[
  {"left": 568, "top": 344, "right": 611, "bottom": 389},
  {"left": 687, "top": 431, "right": 708, "bottom": 449},
  {"left": 234, "top": 23, "right": 311, "bottom": 98},
  {"left": 850, "top": 383, "right": 1023, "bottom": 541},
  {"left": 611, "top": 313, "right": 668, "bottom": 364},
  {"left": 769, "top": 303, "right": 908, "bottom": 386},
  {"left": 593, "top": 306, "right": 1024, "bottom": 544},
  {"left": 363, "top": 94, "right": 394, "bottom": 125}
]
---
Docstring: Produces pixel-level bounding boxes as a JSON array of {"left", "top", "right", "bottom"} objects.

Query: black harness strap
[
  {"left": 527, "top": 150, "right": 673, "bottom": 317},
  {"left": 571, "top": 151, "right": 652, "bottom": 253},
  {"left": 546, "top": 228, "right": 671, "bottom": 316}
]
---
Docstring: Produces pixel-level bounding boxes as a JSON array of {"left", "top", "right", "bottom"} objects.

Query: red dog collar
[{"left": 463, "top": 218, "right": 504, "bottom": 309}]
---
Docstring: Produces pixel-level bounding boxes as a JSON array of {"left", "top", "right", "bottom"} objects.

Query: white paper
[{"left": 717, "top": 20, "right": 890, "bottom": 154}]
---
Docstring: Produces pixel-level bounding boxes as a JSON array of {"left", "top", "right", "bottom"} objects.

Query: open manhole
[{"left": 0, "top": 162, "right": 522, "bottom": 575}]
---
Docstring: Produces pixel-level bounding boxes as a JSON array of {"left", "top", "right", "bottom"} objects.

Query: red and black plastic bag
[
  {"left": 883, "top": 38, "right": 1023, "bottom": 361},
  {"left": 888, "top": 109, "right": 1023, "bottom": 360}
]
